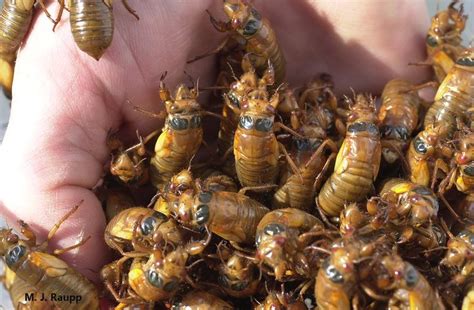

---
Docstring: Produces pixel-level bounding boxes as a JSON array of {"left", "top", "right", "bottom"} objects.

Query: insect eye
[
  {"left": 396, "top": 127, "right": 409, "bottom": 140},
  {"left": 367, "top": 123, "right": 379, "bottom": 135},
  {"left": 195, "top": 205, "right": 210, "bottom": 225},
  {"left": 153, "top": 211, "right": 168, "bottom": 220},
  {"left": 413, "top": 137, "right": 428, "bottom": 154},
  {"left": 456, "top": 57, "right": 474, "bottom": 67},
  {"left": 163, "top": 278, "right": 179, "bottom": 292},
  {"left": 239, "top": 115, "right": 254, "bottom": 129},
  {"left": 140, "top": 217, "right": 157, "bottom": 236},
  {"left": 190, "top": 115, "right": 201, "bottom": 128},
  {"left": 460, "top": 230, "right": 474, "bottom": 245},
  {"left": 6, "top": 245, "right": 26, "bottom": 266},
  {"left": 323, "top": 259, "right": 344, "bottom": 283},
  {"left": 198, "top": 191, "right": 212, "bottom": 203},
  {"left": 170, "top": 117, "right": 188, "bottom": 130},
  {"left": 412, "top": 186, "right": 432, "bottom": 195},
  {"left": 227, "top": 92, "right": 240, "bottom": 108},
  {"left": 243, "top": 18, "right": 260, "bottom": 36},
  {"left": 146, "top": 270, "right": 164, "bottom": 288},
  {"left": 255, "top": 118, "right": 273, "bottom": 132},
  {"left": 295, "top": 139, "right": 310, "bottom": 151},
  {"left": 231, "top": 281, "right": 248, "bottom": 291},
  {"left": 317, "top": 91, "right": 329, "bottom": 103},
  {"left": 463, "top": 165, "right": 474, "bottom": 176},
  {"left": 263, "top": 223, "right": 286, "bottom": 236},
  {"left": 426, "top": 34, "right": 438, "bottom": 47},
  {"left": 405, "top": 265, "right": 418, "bottom": 287},
  {"left": 347, "top": 122, "right": 366, "bottom": 133}
]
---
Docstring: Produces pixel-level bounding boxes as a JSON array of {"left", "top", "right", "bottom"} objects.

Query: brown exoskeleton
[
  {"left": 380, "top": 255, "right": 445, "bottom": 309},
  {"left": 314, "top": 238, "right": 379, "bottom": 310},
  {"left": 233, "top": 77, "right": 302, "bottom": 188},
  {"left": 108, "top": 131, "right": 152, "bottom": 186},
  {"left": 424, "top": 49, "right": 474, "bottom": 138},
  {"left": 272, "top": 139, "right": 338, "bottom": 212},
  {"left": 437, "top": 126, "right": 474, "bottom": 221},
  {"left": 170, "top": 290, "right": 233, "bottom": 309},
  {"left": 406, "top": 124, "right": 450, "bottom": 187},
  {"left": 105, "top": 207, "right": 184, "bottom": 256},
  {"left": 0, "top": 204, "right": 99, "bottom": 309},
  {"left": 170, "top": 188, "right": 270, "bottom": 254},
  {"left": 297, "top": 73, "right": 345, "bottom": 137},
  {"left": 217, "top": 55, "right": 274, "bottom": 177},
  {"left": 103, "top": 247, "right": 194, "bottom": 306},
  {"left": 425, "top": 0, "right": 467, "bottom": 82},
  {"left": 3, "top": 265, "right": 58, "bottom": 309},
  {"left": 189, "top": 0, "right": 286, "bottom": 85},
  {"left": 63, "top": 0, "right": 139, "bottom": 60},
  {"left": 216, "top": 249, "right": 260, "bottom": 298},
  {"left": 378, "top": 79, "right": 435, "bottom": 164},
  {"left": 378, "top": 179, "right": 440, "bottom": 227},
  {"left": 255, "top": 208, "right": 328, "bottom": 281},
  {"left": 138, "top": 73, "right": 205, "bottom": 190},
  {"left": 317, "top": 94, "right": 381, "bottom": 218}
]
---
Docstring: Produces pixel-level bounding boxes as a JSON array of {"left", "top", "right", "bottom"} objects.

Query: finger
[{"left": 0, "top": 40, "right": 120, "bottom": 282}]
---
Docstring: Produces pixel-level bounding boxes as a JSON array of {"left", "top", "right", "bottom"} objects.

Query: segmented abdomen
[
  {"left": 273, "top": 156, "right": 325, "bottom": 211},
  {"left": 318, "top": 159, "right": 374, "bottom": 217},
  {"left": 247, "top": 19, "right": 285, "bottom": 85},
  {"left": 318, "top": 134, "right": 380, "bottom": 217},
  {"left": 209, "top": 192, "right": 269, "bottom": 244},
  {"left": 70, "top": 0, "right": 113, "bottom": 60},
  {"left": 150, "top": 128, "right": 203, "bottom": 189},
  {"left": 424, "top": 68, "right": 473, "bottom": 136},
  {"left": 234, "top": 130, "right": 279, "bottom": 187},
  {"left": 0, "top": 0, "right": 33, "bottom": 62},
  {"left": 379, "top": 79, "right": 420, "bottom": 134},
  {"left": 13, "top": 252, "right": 99, "bottom": 309}
]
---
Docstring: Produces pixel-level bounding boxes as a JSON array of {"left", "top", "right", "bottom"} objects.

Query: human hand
[{"left": 0, "top": 0, "right": 429, "bottom": 281}]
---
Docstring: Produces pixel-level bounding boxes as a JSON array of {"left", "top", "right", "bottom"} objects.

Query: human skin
[{"left": 0, "top": 0, "right": 429, "bottom": 282}]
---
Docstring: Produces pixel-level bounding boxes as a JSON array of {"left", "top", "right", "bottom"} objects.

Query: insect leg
[
  {"left": 52, "top": 0, "right": 66, "bottom": 32},
  {"left": 53, "top": 235, "right": 91, "bottom": 255},
  {"left": 37, "top": 0, "right": 59, "bottom": 28},
  {"left": 430, "top": 158, "right": 450, "bottom": 190},
  {"left": 133, "top": 106, "right": 167, "bottom": 119},
  {"left": 207, "top": 9, "right": 231, "bottom": 32},
  {"left": 238, "top": 184, "right": 277, "bottom": 195},
  {"left": 18, "top": 220, "right": 36, "bottom": 246},
  {"left": 121, "top": 0, "right": 139, "bottom": 20},
  {"left": 279, "top": 142, "right": 303, "bottom": 183},
  {"left": 439, "top": 191, "right": 463, "bottom": 223},
  {"left": 312, "top": 152, "right": 336, "bottom": 194},
  {"left": 304, "top": 139, "right": 338, "bottom": 169},
  {"left": 187, "top": 36, "right": 230, "bottom": 64},
  {"left": 381, "top": 140, "right": 410, "bottom": 174},
  {"left": 42, "top": 201, "right": 82, "bottom": 247},
  {"left": 185, "top": 226, "right": 212, "bottom": 255},
  {"left": 400, "top": 80, "right": 439, "bottom": 93},
  {"left": 274, "top": 122, "right": 304, "bottom": 139},
  {"left": 315, "top": 199, "right": 338, "bottom": 230}
]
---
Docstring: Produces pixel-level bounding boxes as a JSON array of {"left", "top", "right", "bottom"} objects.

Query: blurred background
[{"left": 0, "top": 0, "right": 473, "bottom": 309}]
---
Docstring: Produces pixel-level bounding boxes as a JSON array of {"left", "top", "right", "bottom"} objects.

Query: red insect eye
[{"left": 456, "top": 153, "right": 468, "bottom": 164}]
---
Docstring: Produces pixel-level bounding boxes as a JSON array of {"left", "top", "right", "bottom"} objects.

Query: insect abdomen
[{"left": 70, "top": 0, "right": 114, "bottom": 60}]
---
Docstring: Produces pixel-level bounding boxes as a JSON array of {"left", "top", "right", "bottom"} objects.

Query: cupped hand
[{"left": 0, "top": 0, "right": 429, "bottom": 281}]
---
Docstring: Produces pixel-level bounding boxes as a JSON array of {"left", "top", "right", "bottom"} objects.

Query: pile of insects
[{"left": 1, "top": 0, "right": 474, "bottom": 309}]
